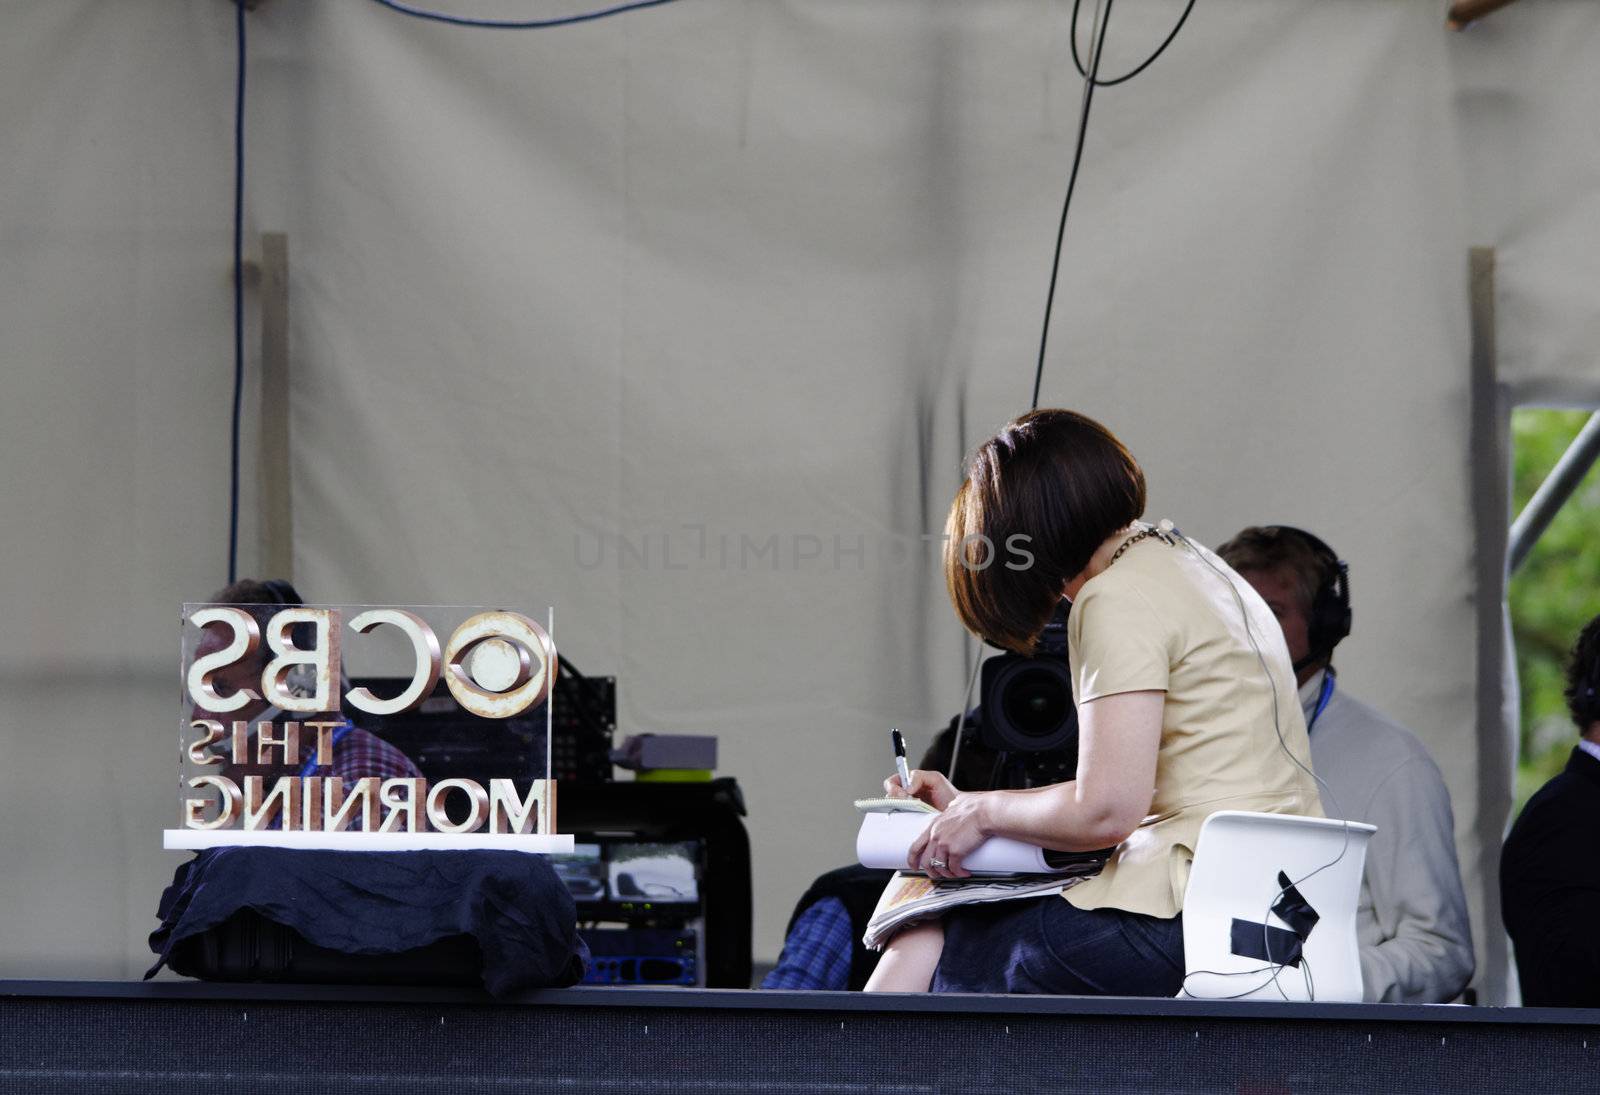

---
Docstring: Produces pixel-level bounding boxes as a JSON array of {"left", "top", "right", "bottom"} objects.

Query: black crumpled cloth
[{"left": 147, "top": 848, "right": 587, "bottom": 996}]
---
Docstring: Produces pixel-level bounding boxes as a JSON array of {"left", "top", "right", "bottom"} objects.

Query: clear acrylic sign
[{"left": 168, "top": 603, "right": 572, "bottom": 853}]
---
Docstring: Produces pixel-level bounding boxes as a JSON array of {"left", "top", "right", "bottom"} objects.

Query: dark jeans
[{"left": 931, "top": 894, "right": 1184, "bottom": 996}]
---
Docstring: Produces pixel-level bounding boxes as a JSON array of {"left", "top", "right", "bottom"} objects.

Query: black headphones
[
  {"left": 261, "top": 579, "right": 303, "bottom": 608},
  {"left": 1268, "top": 526, "right": 1351, "bottom": 667},
  {"left": 257, "top": 577, "right": 339, "bottom": 707},
  {"left": 260, "top": 578, "right": 316, "bottom": 654}
]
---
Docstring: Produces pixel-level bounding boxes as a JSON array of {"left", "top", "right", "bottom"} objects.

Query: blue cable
[
  {"left": 364, "top": 0, "right": 682, "bottom": 29},
  {"left": 228, "top": 0, "right": 246, "bottom": 584}
]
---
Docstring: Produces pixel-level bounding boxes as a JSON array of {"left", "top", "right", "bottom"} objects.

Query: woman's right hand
[{"left": 884, "top": 768, "right": 959, "bottom": 811}]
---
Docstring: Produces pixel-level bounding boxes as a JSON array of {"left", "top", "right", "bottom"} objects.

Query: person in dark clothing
[{"left": 1502, "top": 613, "right": 1600, "bottom": 1007}]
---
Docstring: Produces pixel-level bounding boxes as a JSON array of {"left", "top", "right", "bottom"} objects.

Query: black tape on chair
[
  {"left": 1271, "top": 871, "right": 1320, "bottom": 939},
  {"left": 1230, "top": 919, "right": 1304, "bottom": 967},
  {"left": 1229, "top": 869, "right": 1320, "bottom": 969}
]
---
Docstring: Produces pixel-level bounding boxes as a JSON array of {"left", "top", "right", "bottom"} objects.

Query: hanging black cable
[
  {"left": 1070, "top": 0, "right": 1197, "bottom": 87},
  {"left": 1031, "top": 0, "right": 1114, "bottom": 411},
  {"left": 364, "top": 0, "right": 681, "bottom": 30},
  {"left": 227, "top": 0, "right": 247, "bottom": 583}
]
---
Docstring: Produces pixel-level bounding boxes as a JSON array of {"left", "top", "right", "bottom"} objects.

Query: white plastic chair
[{"left": 1178, "top": 810, "right": 1376, "bottom": 1003}]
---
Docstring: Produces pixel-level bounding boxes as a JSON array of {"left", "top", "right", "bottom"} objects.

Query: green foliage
[{"left": 1510, "top": 408, "right": 1600, "bottom": 811}]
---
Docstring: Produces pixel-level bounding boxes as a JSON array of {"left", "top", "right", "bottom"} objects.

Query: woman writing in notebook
[{"left": 864, "top": 409, "right": 1322, "bottom": 995}]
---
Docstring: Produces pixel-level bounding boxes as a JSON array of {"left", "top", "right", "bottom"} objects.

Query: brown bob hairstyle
[{"left": 944, "top": 409, "right": 1146, "bottom": 654}]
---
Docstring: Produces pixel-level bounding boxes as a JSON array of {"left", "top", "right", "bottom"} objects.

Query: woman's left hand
[{"left": 907, "top": 791, "right": 991, "bottom": 879}]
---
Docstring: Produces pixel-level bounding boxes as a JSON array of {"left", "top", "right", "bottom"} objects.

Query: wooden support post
[
  {"left": 1467, "top": 246, "right": 1512, "bottom": 1005},
  {"left": 1447, "top": 0, "right": 1523, "bottom": 31},
  {"left": 258, "top": 232, "right": 293, "bottom": 582}
]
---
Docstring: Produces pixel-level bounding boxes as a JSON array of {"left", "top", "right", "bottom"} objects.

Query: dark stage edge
[{"left": 4, "top": 981, "right": 1599, "bottom": 1094}]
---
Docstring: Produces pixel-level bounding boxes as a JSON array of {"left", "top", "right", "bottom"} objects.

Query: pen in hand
[{"left": 890, "top": 728, "right": 912, "bottom": 795}]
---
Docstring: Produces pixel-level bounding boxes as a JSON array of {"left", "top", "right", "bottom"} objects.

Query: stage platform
[{"left": 3, "top": 979, "right": 1597, "bottom": 1093}]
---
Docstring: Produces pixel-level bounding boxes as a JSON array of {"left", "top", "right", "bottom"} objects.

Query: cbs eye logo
[{"left": 186, "top": 607, "right": 556, "bottom": 719}]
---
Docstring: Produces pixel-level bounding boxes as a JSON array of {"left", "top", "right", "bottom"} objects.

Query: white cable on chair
[{"left": 1167, "top": 526, "right": 1354, "bottom": 1002}]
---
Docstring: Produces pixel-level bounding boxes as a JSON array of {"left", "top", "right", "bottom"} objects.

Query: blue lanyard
[
  {"left": 298, "top": 721, "right": 354, "bottom": 778},
  {"left": 1308, "top": 673, "right": 1336, "bottom": 734}
]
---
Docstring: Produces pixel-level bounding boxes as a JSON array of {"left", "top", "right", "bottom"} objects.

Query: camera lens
[
  {"left": 1002, "top": 666, "right": 1071, "bottom": 739},
  {"left": 980, "top": 647, "right": 1080, "bottom": 761}
]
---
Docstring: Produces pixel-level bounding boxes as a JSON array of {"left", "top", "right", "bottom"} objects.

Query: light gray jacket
[{"left": 1302, "top": 671, "right": 1475, "bottom": 1003}]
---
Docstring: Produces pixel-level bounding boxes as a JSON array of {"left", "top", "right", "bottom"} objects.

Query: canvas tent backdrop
[{"left": 2, "top": 0, "right": 1598, "bottom": 1005}]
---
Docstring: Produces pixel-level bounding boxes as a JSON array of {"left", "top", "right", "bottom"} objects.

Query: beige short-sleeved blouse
[{"left": 1061, "top": 526, "right": 1324, "bottom": 919}]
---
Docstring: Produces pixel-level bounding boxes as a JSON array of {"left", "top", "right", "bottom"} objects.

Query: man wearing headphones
[
  {"left": 1218, "top": 527, "right": 1474, "bottom": 1003},
  {"left": 195, "top": 578, "right": 423, "bottom": 801}
]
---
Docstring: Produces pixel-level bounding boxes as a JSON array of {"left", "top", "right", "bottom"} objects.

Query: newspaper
[{"left": 861, "top": 863, "right": 1104, "bottom": 950}]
